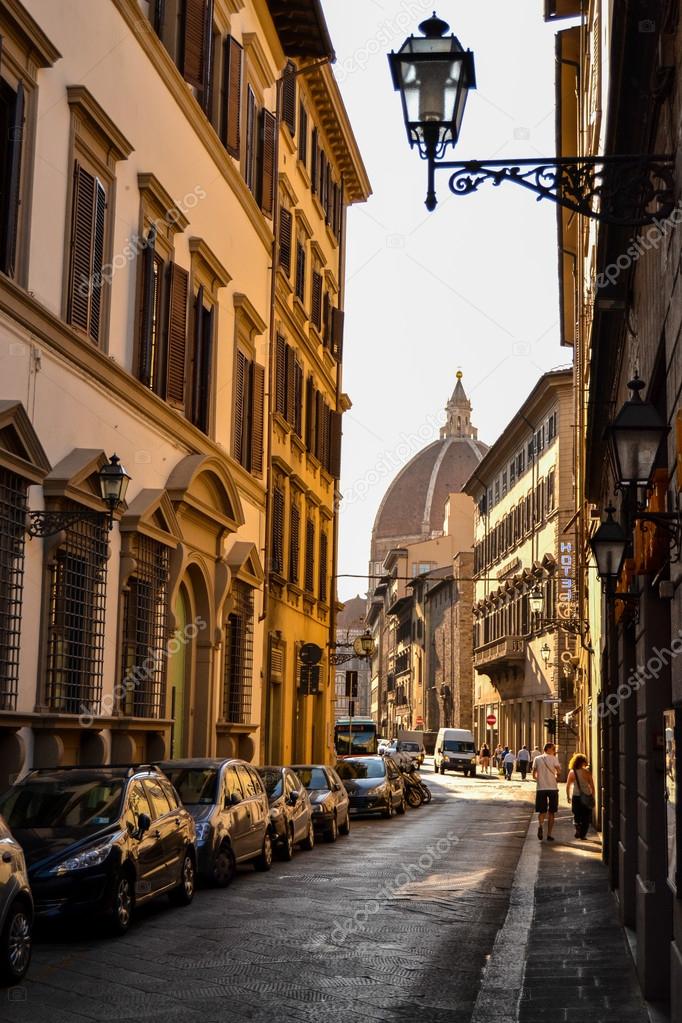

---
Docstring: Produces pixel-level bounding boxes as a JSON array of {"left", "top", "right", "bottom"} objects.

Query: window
[
  {"left": 318, "top": 530, "right": 328, "bottom": 603},
  {"left": 144, "top": 778, "right": 172, "bottom": 820},
  {"left": 295, "top": 240, "right": 306, "bottom": 303},
  {"left": 548, "top": 411, "right": 557, "bottom": 442},
  {"left": 494, "top": 480, "right": 500, "bottom": 503},
  {"left": 502, "top": 470, "right": 507, "bottom": 496},
  {"left": 517, "top": 449, "right": 525, "bottom": 475},
  {"left": 0, "top": 468, "right": 27, "bottom": 711},
  {"left": 137, "top": 233, "right": 165, "bottom": 393},
  {"left": 45, "top": 513, "right": 108, "bottom": 714},
  {"left": 289, "top": 498, "right": 301, "bottom": 584},
  {"left": 311, "top": 267, "right": 323, "bottom": 331},
  {"left": 244, "top": 86, "right": 258, "bottom": 195},
  {"left": 165, "top": 262, "right": 189, "bottom": 408},
  {"left": 279, "top": 207, "right": 292, "bottom": 275},
  {"left": 232, "top": 350, "right": 265, "bottom": 475},
  {"left": 125, "top": 782, "right": 151, "bottom": 832},
  {"left": 67, "top": 163, "right": 107, "bottom": 344},
  {"left": 225, "top": 764, "right": 243, "bottom": 799},
  {"left": 304, "top": 517, "right": 315, "bottom": 594},
  {"left": 298, "top": 102, "right": 308, "bottom": 165},
  {"left": 236, "top": 762, "right": 257, "bottom": 797},
  {"left": 547, "top": 468, "right": 556, "bottom": 511},
  {"left": 220, "top": 35, "right": 242, "bottom": 158},
  {"left": 310, "top": 126, "right": 319, "bottom": 192},
  {"left": 188, "top": 287, "right": 213, "bottom": 433},
  {"left": 223, "top": 581, "right": 254, "bottom": 724},
  {"left": 271, "top": 486, "right": 285, "bottom": 575},
  {"left": 119, "top": 536, "right": 169, "bottom": 719},
  {"left": 275, "top": 335, "right": 303, "bottom": 435},
  {"left": 282, "top": 61, "right": 296, "bottom": 135},
  {"left": 0, "top": 78, "right": 23, "bottom": 279}
]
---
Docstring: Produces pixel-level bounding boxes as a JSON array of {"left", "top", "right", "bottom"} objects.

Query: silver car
[{"left": 0, "top": 814, "right": 32, "bottom": 985}]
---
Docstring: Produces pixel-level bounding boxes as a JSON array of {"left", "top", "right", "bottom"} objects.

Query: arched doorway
[{"left": 169, "top": 584, "right": 191, "bottom": 758}]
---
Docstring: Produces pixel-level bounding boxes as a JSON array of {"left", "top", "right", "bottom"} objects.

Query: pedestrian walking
[
  {"left": 479, "top": 743, "right": 491, "bottom": 774},
  {"left": 530, "top": 745, "right": 541, "bottom": 769},
  {"left": 517, "top": 745, "right": 531, "bottom": 780},
  {"left": 533, "top": 741, "right": 561, "bottom": 841},
  {"left": 503, "top": 748, "right": 516, "bottom": 781},
  {"left": 494, "top": 744, "right": 504, "bottom": 773},
  {"left": 566, "top": 752, "right": 595, "bottom": 839}
]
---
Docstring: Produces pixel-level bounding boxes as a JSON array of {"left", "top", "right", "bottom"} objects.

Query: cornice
[
  {"left": 138, "top": 172, "right": 189, "bottom": 232},
  {"left": 234, "top": 292, "right": 267, "bottom": 335},
  {"left": 2, "top": 0, "right": 61, "bottom": 66},
  {"left": 242, "top": 31, "right": 277, "bottom": 92},
  {"left": 67, "top": 85, "right": 134, "bottom": 162},
  {"left": 188, "top": 237, "right": 232, "bottom": 290}
]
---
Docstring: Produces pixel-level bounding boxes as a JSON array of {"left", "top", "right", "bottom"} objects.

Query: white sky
[{"left": 321, "top": 1, "right": 571, "bottom": 601}]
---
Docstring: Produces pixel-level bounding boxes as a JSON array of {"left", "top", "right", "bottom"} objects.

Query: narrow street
[{"left": 3, "top": 769, "right": 535, "bottom": 1023}]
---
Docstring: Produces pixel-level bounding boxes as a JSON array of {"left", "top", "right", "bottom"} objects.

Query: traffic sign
[
  {"left": 486, "top": 714, "right": 497, "bottom": 726},
  {"left": 300, "top": 642, "right": 322, "bottom": 666}
]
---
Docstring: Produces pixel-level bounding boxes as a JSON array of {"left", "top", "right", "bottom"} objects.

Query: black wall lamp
[
  {"left": 27, "top": 454, "right": 131, "bottom": 538},
  {"left": 389, "top": 13, "right": 674, "bottom": 222},
  {"left": 330, "top": 629, "right": 376, "bottom": 666},
  {"left": 528, "top": 583, "right": 589, "bottom": 638}
]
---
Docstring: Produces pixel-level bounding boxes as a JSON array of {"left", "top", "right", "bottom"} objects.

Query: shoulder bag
[{"left": 574, "top": 769, "right": 595, "bottom": 810}]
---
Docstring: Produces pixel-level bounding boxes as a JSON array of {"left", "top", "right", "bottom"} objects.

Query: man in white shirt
[
  {"left": 517, "top": 745, "right": 531, "bottom": 780},
  {"left": 532, "top": 742, "right": 561, "bottom": 841},
  {"left": 503, "top": 749, "right": 516, "bottom": 781}
]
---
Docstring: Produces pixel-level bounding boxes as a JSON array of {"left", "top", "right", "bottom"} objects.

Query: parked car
[
  {"left": 160, "top": 759, "right": 272, "bottom": 886},
  {"left": 384, "top": 739, "right": 425, "bottom": 766},
  {"left": 0, "top": 766, "right": 196, "bottom": 935},
  {"left": 336, "top": 755, "right": 406, "bottom": 818},
  {"left": 257, "top": 767, "right": 315, "bottom": 860},
  {"left": 434, "top": 728, "right": 477, "bottom": 776},
  {"left": 290, "top": 765, "right": 351, "bottom": 841},
  {"left": 0, "top": 815, "right": 32, "bottom": 985},
  {"left": 377, "top": 737, "right": 391, "bottom": 755}
]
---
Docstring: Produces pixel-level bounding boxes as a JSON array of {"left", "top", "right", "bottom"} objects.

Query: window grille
[
  {"left": 223, "top": 581, "right": 254, "bottom": 723},
  {"left": 46, "top": 508, "right": 108, "bottom": 714},
  {"left": 120, "top": 536, "right": 169, "bottom": 718},
  {"left": 0, "top": 469, "right": 27, "bottom": 710}
]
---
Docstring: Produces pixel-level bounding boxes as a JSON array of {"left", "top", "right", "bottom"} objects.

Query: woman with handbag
[{"left": 566, "top": 753, "right": 595, "bottom": 839}]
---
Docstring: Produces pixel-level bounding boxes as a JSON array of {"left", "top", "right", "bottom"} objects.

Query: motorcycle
[
  {"left": 401, "top": 762, "right": 429, "bottom": 808},
  {"left": 409, "top": 762, "right": 432, "bottom": 804}
]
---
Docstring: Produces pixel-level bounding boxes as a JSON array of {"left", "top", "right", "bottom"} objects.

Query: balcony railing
[{"left": 473, "top": 635, "right": 526, "bottom": 670}]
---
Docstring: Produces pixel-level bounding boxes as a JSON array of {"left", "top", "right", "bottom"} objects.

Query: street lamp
[
  {"left": 330, "top": 629, "right": 376, "bottom": 666},
  {"left": 389, "top": 16, "right": 674, "bottom": 221},
  {"left": 528, "top": 585, "right": 544, "bottom": 618},
  {"left": 27, "top": 453, "right": 131, "bottom": 537},
  {"left": 610, "top": 375, "right": 668, "bottom": 488},
  {"left": 590, "top": 506, "right": 628, "bottom": 582},
  {"left": 541, "top": 642, "right": 551, "bottom": 666}
]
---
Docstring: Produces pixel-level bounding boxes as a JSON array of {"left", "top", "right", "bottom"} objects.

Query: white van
[{"left": 434, "top": 728, "right": 477, "bottom": 777}]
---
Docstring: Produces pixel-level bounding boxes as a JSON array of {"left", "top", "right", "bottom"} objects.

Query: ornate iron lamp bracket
[
  {"left": 428, "top": 154, "right": 675, "bottom": 225},
  {"left": 633, "top": 511, "right": 682, "bottom": 562},
  {"left": 26, "top": 508, "right": 108, "bottom": 538},
  {"left": 539, "top": 616, "right": 591, "bottom": 638}
]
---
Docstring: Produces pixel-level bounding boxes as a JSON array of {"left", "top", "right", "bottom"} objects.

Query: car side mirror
[
  {"left": 288, "top": 790, "right": 300, "bottom": 806},
  {"left": 333, "top": 783, "right": 342, "bottom": 792},
  {"left": 136, "top": 812, "right": 151, "bottom": 838},
  {"left": 227, "top": 792, "right": 241, "bottom": 806}
]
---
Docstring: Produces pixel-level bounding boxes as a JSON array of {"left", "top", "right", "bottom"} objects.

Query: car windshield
[
  {"left": 258, "top": 768, "right": 283, "bottom": 798},
  {"left": 164, "top": 768, "right": 218, "bottom": 805},
  {"left": 292, "top": 767, "right": 328, "bottom": 790},
  {"left": 0, "top": 778, "right": 125, "bottom": 829},
  {"left": 443, "top": 740, "right": 475, "bottom": 753},
  {"left": 399, "top": 742, "right": 420, "bottom": 752},
  {"left": 335, "top": 759, "right": 385, "bottom": 780}
]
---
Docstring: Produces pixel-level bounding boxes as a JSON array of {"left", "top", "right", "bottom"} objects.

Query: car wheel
[
  {"left": 212, "top": 843, "right": 236, "bottom": 888},
  {"left": 339, "top": 810, "right": 351, "bottom": 836},
  {"left": 325, "top": 814, "right": 338, "bottom": 842},
  {"left": 279, "top": 824, "right": 295, "bottom": 861},
  {"left": 396, "top": 795, "right": 406, "bottom": 815},
  {"left": 300, "top": 819, "right": 315, "bottom": 851},
  {"left": 169, "top": 851, "right": 195, "bottom": 906},
  {"left": 254, "top": 831, "right": 273, "bottom": 871},
  {"left": 109, "top": 870, "right": 134, "bottom": 935},
  {"left": 0, "top": 901, "right": 32, "bottom": 984}
]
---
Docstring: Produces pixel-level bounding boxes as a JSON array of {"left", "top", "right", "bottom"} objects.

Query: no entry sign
[{"left": 486, "top": 714, "right": 497, "bottom": 726}]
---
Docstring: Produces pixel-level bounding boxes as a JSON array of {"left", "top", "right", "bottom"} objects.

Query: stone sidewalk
[{"left": 473, "top": 807, "right": 652, "bottom": 1023}]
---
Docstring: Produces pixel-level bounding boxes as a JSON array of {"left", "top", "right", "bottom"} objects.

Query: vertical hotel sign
[{"left": 557, "top": 540, "right": 576, "bottom": 620}]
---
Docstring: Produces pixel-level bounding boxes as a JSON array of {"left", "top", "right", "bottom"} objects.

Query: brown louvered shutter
[
  {"left": 336, "top": 179, "right": 344, "bottom": 243},
  {"left": 250, "top": 361, "right": 265, "bottom": 477},
  {"left": 311, "top": 271, "right": 322, "bottom": 331},
  {"left": 89, "top": 180, "right": 106, "bottom": 344},
  {"left": 331, "top": 307, "right": 345, "bottom": 361},
  {"left": 298, "top": 103, "right": 307, "bottom": 165},
  {"left": 304, "top": 518, "right": 315, "bottom": 593},
  {"left": 138, "top": 224, "right": 157, "bottom": 387},
  {"left": 285, "top": 344, "right": 296, "bottom": 426},
  {"left": 295, "top": 242, "right": 305, "bottom": 302},
  {"left": 232, "top": 349, "right": 247, "bottom": 464},
  {"left": 294, "top": 359, "right": 303, "bottom": 437},
  {"left": 68, "top": 163, "right": 95, "bottom": 333},
  {"left": 275, "top": 334, "right": 286, "bottom": 416},
  {"left": 305, "top": 375, "right": 314, "bottom": 451},
  {"left": 325, "top": 164, "right": 332, "bottom": 224},
  {"left": 245, "top": 87, "right": 257, "bottom": 194},
  {"left": 182, "top": 0, "right": 208, "bottom": 90},
  {"left": 329, "top": 410, "right": 342, "bottom": 478},
  {"left": 2, "top": 82, "right": 24, "bottom": 278},
  {"left": 259, "top": 109, "right": 276, "bottom": 218},
  {"left": 318, "top": 530, "right": 328, "bottom": 603},
  {"left": 289, "top": 502, "right": 300, "bottom": 583},
  {"left": 322, "top": 292, "right": 331, "bottom": 347},
  {"left": 222, "top": 36, "right": 242, "bottom": 158},
  {"left": 319, "top": 150, "right": 327, "bottom": 210},
  {"left": 279, "top": 208, "right": 292, "bottom": 275},
  {"left": 272, "top": 487, "right": 285, "bottom": 575},
  {"left": 166, "top": 263, "right": 189, "bottom": 408},
  {"left": 282, "top": 62, "right": 296, "bottom": 135},
  {"left": 315, "top": 391, "right": 324, "bottom": 461},
  {"left": 310, "top": 127, "right": 318, "bottom": 192}
]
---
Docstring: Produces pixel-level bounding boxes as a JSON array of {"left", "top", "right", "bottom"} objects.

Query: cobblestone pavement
[{"left": 2, "top": 767, "right": 536, "bottom": 1023}]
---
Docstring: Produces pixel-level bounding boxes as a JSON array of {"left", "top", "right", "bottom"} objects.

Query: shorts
[{"left": 535, "top": 789, "right": 559, "bottom": 814}]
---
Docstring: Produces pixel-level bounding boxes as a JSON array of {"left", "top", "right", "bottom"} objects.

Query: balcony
[{"left": 473, "top": 635, "right": 527, "bottom": 670}]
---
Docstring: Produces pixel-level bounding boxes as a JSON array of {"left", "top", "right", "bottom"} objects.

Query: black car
[
  {"left": 0, "top": 766, "right": 196, "bottom": 934},
  {"left": 336, "top": 755, "right": 406, "bottom": 818},
  {"left": 160, "top": 759, "right": 272, "bottom": 886},
  {"left": 290, "top": 765, "right": 351, "bottom": 842},
  {"left": 0, "top": 815, "right": 33, "bottom": 985},
  {"left": 257, "top": 767, "right": 315, "bottom": 860}
]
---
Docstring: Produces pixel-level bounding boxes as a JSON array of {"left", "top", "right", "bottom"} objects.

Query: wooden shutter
[
  {"left": 221, "top": 36, "right": 242, "bottom": 158},
  {"left": 166, "top": 263, "right": 189, "bottom": 408},
  {"left": 272, "top": 487, "right": 285, "bottom": 574},
  {"left": 259, "top": 109, "right": 276, "bottom": 218},
  {"left": 282, "top": 62, "right": 296, "bottom": 135},
  {"left": 294, "top": 359, "right": 303, "bottom": 437},
  {"left": 233, "top": 349, "right": 247, "bottom": 465},
  {"left": 279, "top": 207, "right": 292, "bottom": 274},
  {"left": 305, "top": 375, "right": 314, "bottom": 451},
  {"left": 68, "top": 163, "right": 94, "bottom": 333},
  {"left": 315, "top": 391, "right": 324, "bottom": 461},
  {"left": 245, "top": 87, "right": 257, "bottom": 193},
  {"left": 305, "top": 518, "right": 315, "bottom": 593},
  {"left": 89, "top": 180, "right": 106, "bottom": 344},
  {"left": 331, "top": 307, "right": 345, "bottom": 361},
  {"left": 182, "top": 0, "right": 209, "bottom": 90},
  {"left": 310, "top": 127, "right": 318, "bottom": 192},
  {"left": 329, "top": 410, "right": 342, "bottom": 478},
  {"left": 289, "top": 502, "right": 300, "bottom": 583},
  {"left": 297, "top": 103, "right": 307, "bottom": 165},
  {"left": 2, "top": 82, "right": 23, "bottom": 277},
  {"left": 190, "top": 284, "right": 204, "bottom": 426},
  {"left": 319, "top": 150, "right": 327, "bottom": 211},
  {"left": 295, "top": 242, "right": 305, "bottom": 301},
  {"left": 250, "top": 361, "right": 265, "bottom": 477},
  {"left": 322, "top": 292, "right": 331, "bottom": 347},
  {"left": 318, "top": 531, "right": 328, "bottom": 603},
  {"left": 275, "top": 334, "right": 286, "bottom": 416},
  {"left": 285, "top": 344, "right": 296, "bottom": 426},
  {"left": 138, "top": 224, "right": 157, "bottom": 387},
  {"left": 311, "top": 271, "right": 322, "bottom": 330}
]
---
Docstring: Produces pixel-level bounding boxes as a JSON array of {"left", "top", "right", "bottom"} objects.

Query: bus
[{"left": 334, "top": 717, "right": 378, "bottom": 756}]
